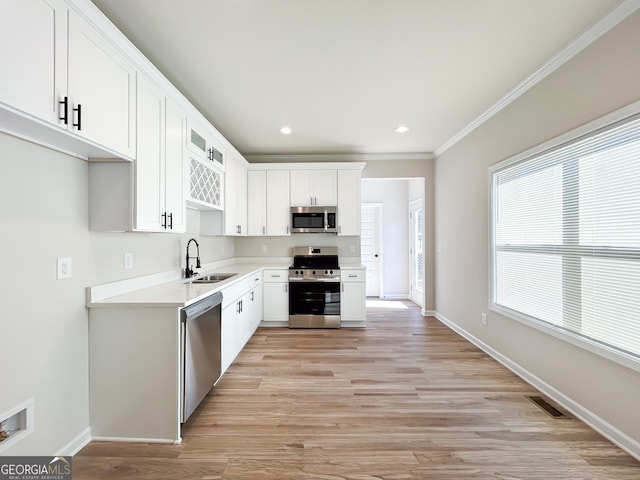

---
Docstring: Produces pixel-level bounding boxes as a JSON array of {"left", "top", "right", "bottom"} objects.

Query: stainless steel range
[{"left": 289, "top": 247, "right": 341, "bottom": 328}]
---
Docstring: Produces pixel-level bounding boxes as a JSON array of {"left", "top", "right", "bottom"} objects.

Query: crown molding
[
  {"left": 245, "top": 152, "right": 435, "bottom": 163},
  {"left": 435, "top": 0, "right": 640, "bottom": 157}
]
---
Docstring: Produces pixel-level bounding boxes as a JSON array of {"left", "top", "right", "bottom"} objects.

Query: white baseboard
[
  {"left": 380, "top": 294, "right": 409, "bottom": 300},
  {"left": 259, "top": 321, "right": 288, "bottom": 328},
  {"left": 56, "top": 427, "right": 91, "bottom": 456},
  {"left": 91, "top": 435, "right": 181, "bottom": 445},
  {"left": 434, "top": 311, "right": 640, "bottom": 461},
  {"left": 422, "top": 309, "right": 436, "bottom": 317}
]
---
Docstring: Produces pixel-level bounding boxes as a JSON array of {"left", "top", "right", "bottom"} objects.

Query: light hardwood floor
[{"left": 75, "top": 300, "right": 640, "bottom": 479}]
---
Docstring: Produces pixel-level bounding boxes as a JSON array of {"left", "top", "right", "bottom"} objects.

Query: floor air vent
[{"left": 526, "top": 396, "right": 570, "bottom": 419}]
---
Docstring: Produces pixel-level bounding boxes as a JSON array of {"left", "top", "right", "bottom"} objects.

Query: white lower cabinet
[
  {"left": 262, "top": 269, "right": 289, "bottom": 322},
  {"left": 248, "top": 275, "right": 262, "bottom": 339},
  {"left": 221, "top": 302, "right": 239, "bottom": 374},
  {"left": 220, "top": 273, "right": 262, "bottom": 373},
  {"left": 341, "top": 268, "right": 366, "bottom": 326}
]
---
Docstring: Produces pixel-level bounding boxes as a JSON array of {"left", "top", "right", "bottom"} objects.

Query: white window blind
[{"left": 490, "top": 114, "right": 640, "bottom": 362}]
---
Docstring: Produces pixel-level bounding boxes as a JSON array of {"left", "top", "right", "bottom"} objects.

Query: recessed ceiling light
[
  {"left": 395, "top": 125, "right": 409, "bottom": 133},
  {"left": 280, "top": 126, "right": 292, "bottom": 135}
]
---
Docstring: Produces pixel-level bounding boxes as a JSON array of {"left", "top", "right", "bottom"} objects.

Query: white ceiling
[{"left": 90, "top": 0, "right": 622, "bottom": 157}]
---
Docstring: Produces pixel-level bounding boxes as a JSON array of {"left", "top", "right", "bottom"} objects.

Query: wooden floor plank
[{"left": 74, "top": 300, "right": 640, "bottom": 479}]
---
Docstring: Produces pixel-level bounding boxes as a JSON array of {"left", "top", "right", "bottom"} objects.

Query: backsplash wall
[{"left": 235, "top": 234, "right": 361, "bottom": 261}]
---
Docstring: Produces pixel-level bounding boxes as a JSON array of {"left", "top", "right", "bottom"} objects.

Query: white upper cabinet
[
  {"left": 0, "top": 1, "right": 135, "bottom": 159},
  {"left": 187, "top": 117, "right": 225, "bottom": 171},
  {"left": 337, "top": 169, "right": 361, "bottom": 236},
  {"left": 247, "top": 170, "right": 267, "bottom": 236},
  {"left": 222, "top": 150, "right": 248, "bottom": 235},
  {"left": 186, "top": 116, "right": 225, "bottom": 211},
  {"left": 290, "top": 170, "right": 337, "bottom": 206},
  {"left": 89, "top": 75, "right": 185, "bottom": 233},
  {"left": 266, "top": 170, "right": 291, "bottom": 235},
  {"left": 134, "top": 74, "right": 185, "bottom": 232},
  {"left": 199, "top": 149, "right": 247, "bottom": 236},
  {"left": 134, "top": 74, "right": 165, "bottom": 231},
  {"left": 67, "top": 10, "right": 136, "bottom": 158},
  {"left": 248, "top": 169, "right": 291, "bottom": 236},
  {"left": 163, "top": 96, "right": 187, "bottom": 232},
  {"left": 0, "top": 0, "right": 67, "bottom": 125}
]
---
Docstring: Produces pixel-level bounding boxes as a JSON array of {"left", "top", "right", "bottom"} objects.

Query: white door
[
  {"left": 361, "top": 204, "right": 382, "bottom": 297},
  {"left": 409, "top": 199, "right": 424, "bottom": 307}
]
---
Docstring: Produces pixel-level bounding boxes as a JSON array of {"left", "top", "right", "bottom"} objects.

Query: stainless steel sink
[{"left": 188, "top": 273, "right": 237, "bottom": 284}]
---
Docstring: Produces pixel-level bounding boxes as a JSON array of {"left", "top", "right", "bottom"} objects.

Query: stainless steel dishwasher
[{"left": 181, "top": 292, "right": 223, "bottom": 422}]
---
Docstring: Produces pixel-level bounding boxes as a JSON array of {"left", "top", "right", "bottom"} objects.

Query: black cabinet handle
[
  {"left": 161, "top": 212, "right": 167, "bottom": 229},
  {"left": 168, "top": 213, "right": 173, "bottom": 230},
  {"left": 73, "top": 103, "right": 82, "bottom": 131},
  {"left": 59, "top": 97, "right": 68, "bottom": 125}
]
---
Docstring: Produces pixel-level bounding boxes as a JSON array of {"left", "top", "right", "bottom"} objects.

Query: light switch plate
[
  {"left": 124, "top": 252, "right": 133, "bottom": 270},
  {"left": 57, "top": 257, "right": 72, "bottom": 279}
]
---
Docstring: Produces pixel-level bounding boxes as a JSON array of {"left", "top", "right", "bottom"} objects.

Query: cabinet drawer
[
  {"left": 341, "top": 270, "right": 365, "bottom": 282},
  {"left": 250, "top": 273, "right": 261, "bottom": 289},
  {"left": 221, "top": 277, "right": 251, "bottom": 306},
  {"left": 263, "top": 269, "right": 288, "bottom": 283}
]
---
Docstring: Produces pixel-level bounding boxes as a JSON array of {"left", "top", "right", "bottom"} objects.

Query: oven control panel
[{"left": 289, "top": 268, "right": 341, "bottom": 281}]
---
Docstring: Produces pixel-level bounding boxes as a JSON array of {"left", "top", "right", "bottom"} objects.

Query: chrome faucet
[{"left": 185, "top": 238, "right": 201, "bottom": 278}]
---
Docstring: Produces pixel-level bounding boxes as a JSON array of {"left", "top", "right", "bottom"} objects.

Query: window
[{"left": 490, "top": 112, "right": 640, "bottom": 368}]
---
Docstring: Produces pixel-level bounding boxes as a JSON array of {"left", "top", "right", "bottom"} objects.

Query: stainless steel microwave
[{"left": 290, "top": 206, "right": 337, "bottom": 234}]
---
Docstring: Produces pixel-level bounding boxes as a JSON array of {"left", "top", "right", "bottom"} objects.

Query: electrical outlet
[
  {"left": 481, "top": 313, "right": 487, "bottom": 326},
  {"left": 349, "top": 244, "right": 356, "bottom": 254},
  {"left": 57, "top": 257, "right": 72, "bottom": 279},
  {"left": 124, "top": 252, "right": 133, "bottom": 270},
  {"left": 261, "top": 244, "right": 267, "bottom": 253}
]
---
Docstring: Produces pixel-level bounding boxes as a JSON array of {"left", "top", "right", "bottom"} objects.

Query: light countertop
[{"left": 87, "top": 263, "right": 289, "bottom": 308}]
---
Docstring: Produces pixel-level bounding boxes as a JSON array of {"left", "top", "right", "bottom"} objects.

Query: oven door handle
[{"left": 288, "top": 277, "right": 341, "bottom": 282}]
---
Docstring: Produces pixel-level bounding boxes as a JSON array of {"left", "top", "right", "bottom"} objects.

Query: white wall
[
  {"left": 434, "top": 11, "right": 640, "bottom": 456},
  {"left": 235, "top": 235, "right": 360, "bottom": 260},
  {"left": 362, "top": 179, "right": 409, "bottom": 298},
  {"left": 0, "top": 132, "right": 234, "bottom": 455}
]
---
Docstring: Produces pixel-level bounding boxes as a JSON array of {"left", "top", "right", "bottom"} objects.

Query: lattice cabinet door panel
[{"left": 188, "top": 156, "right": 223, "bottom": 210}]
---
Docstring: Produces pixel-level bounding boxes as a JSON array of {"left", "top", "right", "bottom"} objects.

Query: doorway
[
  {"left": 360, "top": 203, "right": 383, "bottom": 297},
  {"left": 409, "top": 199, "right": 424, "bottom": 307}
]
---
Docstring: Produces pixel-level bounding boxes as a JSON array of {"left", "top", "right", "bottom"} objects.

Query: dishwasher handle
[{"left": 182, "top": 292, "right": 223, "bottom": 322}]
